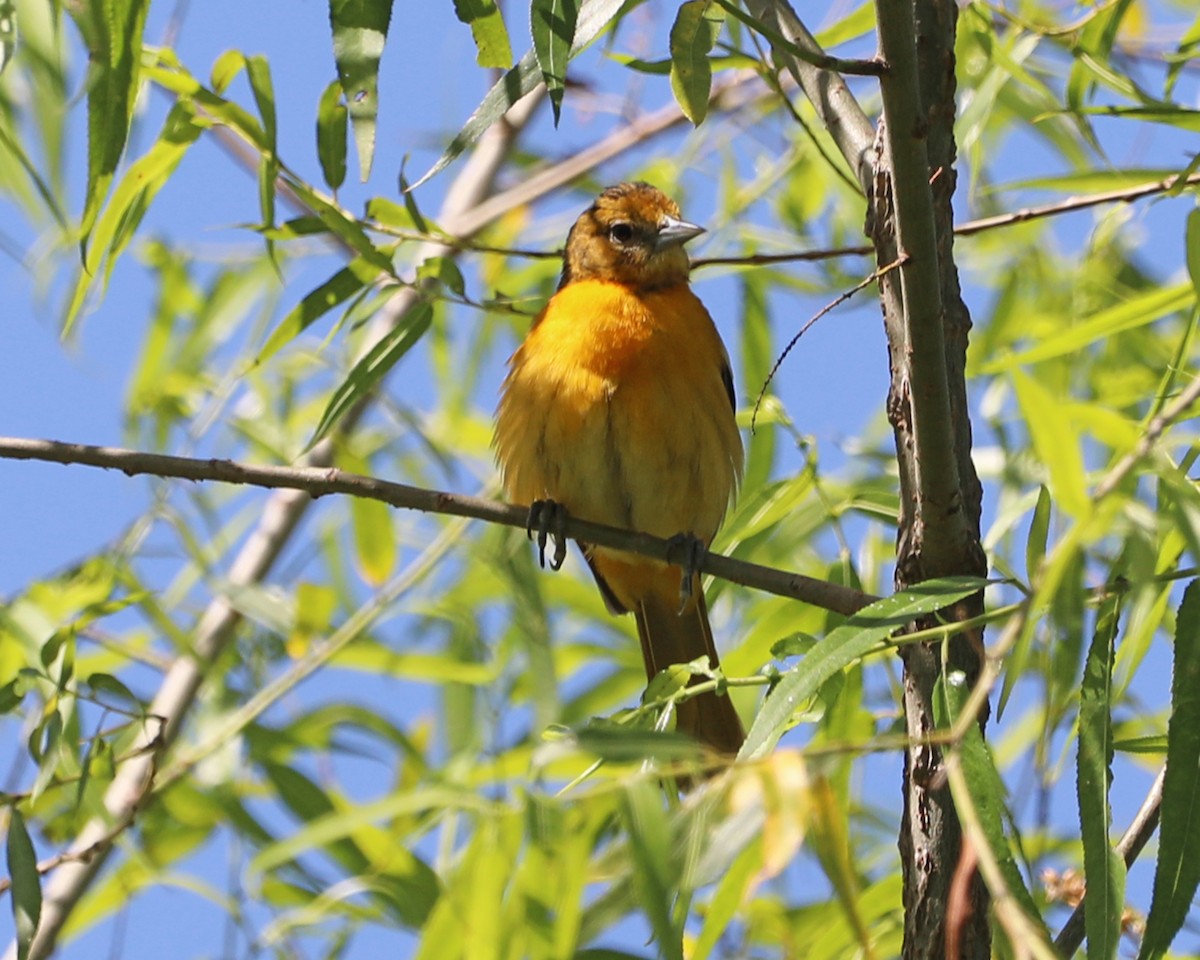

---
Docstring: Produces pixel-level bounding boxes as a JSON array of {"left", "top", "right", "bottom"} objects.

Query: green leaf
[
  {"left": 64, "top": 102, "right": 205, "bottom": 336},
  {"left": 1139, "top": 580, "right": 1200, "bottom": 959},
  {"left": 1187, "top": 207, "right": 1200, "bottom": 298},
  {"left": 256, "top": 260, "right": 378, "bottom": 363},
  {"left": 328, "top": 0, "right": 394, "bottom": 181},
  {"left": 1113, "top": 735, "right": 1168, "bottom": 755},
  {"left": 0, "top": 678, "right": 23, "bottom": 714},
  {"left": 668, "top": 1, "right": 725, "bottom": 125},
  {"left": 937, "top": 673, "right": 1051, "bottom": 943},
  {"left": 75, "top": 0, "right": 150, "bottom": 243},
  {"left": 1025, "top": 484, "right": 1051, "bottom": 584},
  {"left": 1077, "top": 595, "right": 1126, "bottom": 960},
  {"left": 0, "top": 1, "right": 16, "bottom": 75},
  {"left": 6, "top": 809, "right": 41, "bottom": 960},
  {"left": 412, "top": 0, "right": 624, "bottom": 188},
  {"left": 1012, "top": 370, "right": 1089, "bottom": 519},
  {"left": 340, "top": 450, "right": 397, "bottom": 585},
  {"left": 982, "top": 281, "right": 1196, "bottom": 372},
  {"left": 85, "top": 672, "right": 142, "bottom": 713},
  {"left": 741, "top": 577, "right": 988, "bottom": 759},
  {"left": 622, "top": 780, "right": 683, "bottom": 960},
  {"left": 307, "top": 300, "right": 433, "bottom": 448},
  {"left": 692, "top": 842, "right": 757, "bottom": 960},
  {"left": 532, "top": 0, "right": 579, "bottom": 124},
  {"left": 452, "top": 0, "right": 512, "bottom": 68},
  {"left": 316, "top": 80, "right": 348, "bottom": 191},
  {"left": 1166, "top": 14, "right": 1200, "bottom": 98}
]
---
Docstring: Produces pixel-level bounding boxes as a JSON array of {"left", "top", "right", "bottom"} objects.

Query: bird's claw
[
  {"left": 527, "top": 499, "right": 568, "bottom": 571},
  {"left": 666, "top": 533, "right": 706, "bottom": 612}
]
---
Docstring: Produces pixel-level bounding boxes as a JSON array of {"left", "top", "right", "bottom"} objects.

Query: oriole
[{"left": 494, "top": 182, "right": 744, "bottom": 755}]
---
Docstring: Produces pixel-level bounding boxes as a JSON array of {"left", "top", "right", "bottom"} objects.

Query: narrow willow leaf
[
  {"left": 452, "top": 0, "right": 512, "bottom": 68},
  {"left": 6, "top": 809, "right": 40, "bottom": 960},
  {"left": 741, "top": 577, "right": 988, "bottom": 759},
  {"left": 1077, "top": 595, "right": 1125, "bottom": 960},
  {"left": 692, "top": 842, "right": 757, "bottom": 960},
  {"left": 316, "top": 79, "right": 348, "bottom": 191},
  {"left": 938, "top": 673, "right": 1052, "bottom": 943},
  {"left": 65, "top": 102, "right": 204, "bottom": 336},
  {"left": 329, "top": 0, "right": 394, "bottom": 181},
  {"left": 983, "top": 282, "right": 1195, "bottom": 372},
  {"left": 0, "top": 125, "right": 69, "bottom": 230},
  {"left": 623, "top": 780, "right": 683, "bottom": 960},
  {"left": 1074, "top": 106, "right": 1200, "bottom": 132},
  {"left": 1112, "top": 735, "right": 1168, "bottom": 754},
  {"left": 0, "top": 1, "right": 16, "bottom": 75},
  {"left": 341, "top": 449, "right": 397, "bottom": 586},
  {"left": 739, "top": 276, "right": 774, "bottom": 494},
  {"left": 989, "top": 169, "right": 1184, "bottom": 195},
  {"left": 244, "top": 54, "right": 278, "bottom": 252},
  {"left": 76, "top": 0, "right": 149, "bottom": 242},
  {"left": 1186, "top": 208, "right": 1200, "bottom": 298},
  {"left": 307, "top": 301, "right": 433, "bottom": 449},
  {"left": 1025, "top": 484, "right": 1051, "bottom": 584},
  {"left": 813, "top": 0, "right": 875, "bottom": 48},
  {"left": 668, "top": 1, "right": 725, "bottom": 125},
  {"left": 1139, "top": 581, "right": 1200, "bottom": 959},
  {"left": 1166, "top": 14, "right": 1200, "bottom": 98},
  {"left": 255, "top": 261, "right": 374, "bottom": 363},
  {"left": 85, "top": 672, "right": 141, "bottom": 712},
  {"left": 532, "top": 0, "right": 579, "bottom": 124},
  {"left": 412, "top": 0, "right": 624, "bottom": 188},
  {"left": 288, "top": 582, "right": 337, "bottom": 658},
  {"left": 1012, "top": 370, "right": 1089, "bottom": 518}
]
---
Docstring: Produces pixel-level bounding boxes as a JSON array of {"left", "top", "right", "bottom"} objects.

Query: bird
[{"left": 493, "top": 181, "right": 744, "bottom": 756}]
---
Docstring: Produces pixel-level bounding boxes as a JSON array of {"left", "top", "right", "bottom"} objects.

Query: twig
[
  {"left": 694, "top": 170, "right": 1200, "bottom": 270},
  {"left": 750, "top": 255, "right": 906, "bottom": 432},
  {"left": 0, "top": 436, "right": 874, "bottom": 617},
  {"left": 741, "top": 0, "right": 876, "bottom": 192}
]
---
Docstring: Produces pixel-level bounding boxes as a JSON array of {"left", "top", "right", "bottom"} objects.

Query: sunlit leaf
[
  {"left": 329, "top": 0, "right": 394, "bottom": 181},
  {"left": 6, "top": 809, "right": 41, "bottom": 960},
  {"left": 307, "top": 300, "right": 433, "bottom": 448},
  {"left": 1076, "top": 595, "right": 1125, "bottom": 960},
  {"left": 1012, "top": 370, "right": 1089, "bottom": 519},
  {"left": 452, "top": 0, "right": 512, "bottom": 68},
  {"left": 1139, "top": 581, "right": 1200, "bottom": 959},
  {"left": 531, "top": 0, "right": 578, "bottom": 124},
  {"left": 669, "top": 1, "right": 724, "bottom": 125},
  {"left": 316, "top": 79, "right": 348, "bottom": 191},
  {"left": 74, "top": 0, "right": 149, "bottom": 244},
  {"left": 742, "top": 577, "right": 988, "bottom": 759}
]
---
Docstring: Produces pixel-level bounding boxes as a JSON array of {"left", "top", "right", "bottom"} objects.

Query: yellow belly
[{"left": 494, "top": 279, "right": 742, "bottom": 547}]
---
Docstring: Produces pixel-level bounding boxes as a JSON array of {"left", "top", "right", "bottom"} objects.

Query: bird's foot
[
  {"left": 527, "top": 499, "right": 569, "bottom": 571},
  {"left": 666, "top": 532, "right": 706, "bottom": 612}
]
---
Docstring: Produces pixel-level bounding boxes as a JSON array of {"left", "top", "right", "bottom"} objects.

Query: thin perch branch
[{"left": 0, "top": 436, "right": 874, "bottom": 617}]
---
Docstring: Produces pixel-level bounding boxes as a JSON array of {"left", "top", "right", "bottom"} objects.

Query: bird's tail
[{"left": 634, "top": 581, "right": 744, "bottom": 756}]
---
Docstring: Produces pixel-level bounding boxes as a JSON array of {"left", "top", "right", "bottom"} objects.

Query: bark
[{"left": 870, "top": 1, "right": 990, "bottom": 956}]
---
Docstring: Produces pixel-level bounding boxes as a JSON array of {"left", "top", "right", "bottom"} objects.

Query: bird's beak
[{"left": 656, "top": 215, "right": 705, "bottom": 250}]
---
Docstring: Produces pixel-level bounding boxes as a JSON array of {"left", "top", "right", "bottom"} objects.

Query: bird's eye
[{"left": 608, "top": 222, "right": 634, "bottom": 244}]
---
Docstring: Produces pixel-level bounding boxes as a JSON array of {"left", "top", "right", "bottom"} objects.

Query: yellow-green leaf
[{"left": 669, "top": 1, "right": 725, "bottom": 125}]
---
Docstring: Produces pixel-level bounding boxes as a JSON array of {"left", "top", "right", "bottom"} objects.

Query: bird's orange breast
[{"left": 494, "top": 278, "right": 742, "bottom": 553}]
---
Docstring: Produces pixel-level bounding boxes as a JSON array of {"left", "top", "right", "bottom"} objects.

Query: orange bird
[{"left": 494, "top": 182, "right": 744, "bottom": 755}]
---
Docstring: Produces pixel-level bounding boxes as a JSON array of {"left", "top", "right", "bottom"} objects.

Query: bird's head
[{"left": 560, "top": 182, "right": 704, "bottom": 291}]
